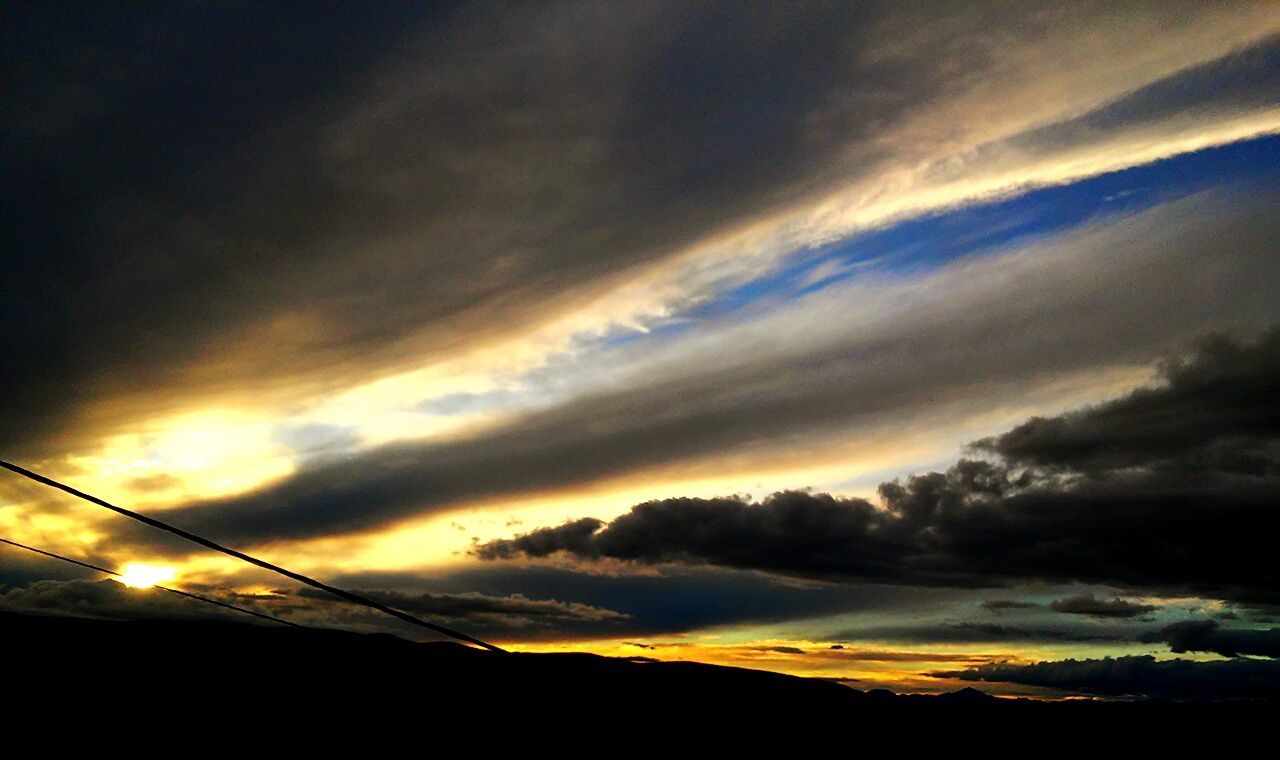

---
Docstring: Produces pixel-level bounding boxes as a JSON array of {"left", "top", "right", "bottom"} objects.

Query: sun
[{"left": 116, "top": 563, "right": 177, "bottom": 589}]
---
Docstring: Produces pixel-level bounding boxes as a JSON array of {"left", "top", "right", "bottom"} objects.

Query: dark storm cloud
[
  {"left": 2, "top": 2, "right": 451, "bottom": 451},
  {"left": 4, "top": 3, "right": 1275, "bottom": 458},
  {"left": 107, "top": 193, "right": 1280, "bottom": 547},
  {"left": 1140, "top": 620, "right": 1280, "bottom": 659},
  {"left": 0, "top": 1, "right": 956, "bottom": 453},
  {"left": 479, "top": 327, "right": 1280, "bottom": 603},
  {"left": 1049, "top": 594, "right": 1157, "bottom": 619},
  {"left": 933, "top": 656, "right": 1280, "bottom": 700},
  {"left": 977, "top": 331, "right": 1280, "bottom": 475}
]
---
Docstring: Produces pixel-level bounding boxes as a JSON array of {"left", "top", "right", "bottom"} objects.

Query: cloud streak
[
  {"left": 1049, "top": 595, "right": 1157, "bottom": 619},
  {"left": 479, "top": 324, "right": 1280, "bottom": 603},
  {"left": 0, "top": 577, "right": 628, "bottom": 637},
  {"left": 4, "top": 4, "right": 1277, "bottom": 457},
  {"left": 130, "top": 192, "right": 1280, "bottom": 550}
]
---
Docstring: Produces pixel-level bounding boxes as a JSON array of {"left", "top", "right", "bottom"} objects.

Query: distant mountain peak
[{"left": 940, "top": 686, "right": 997, "bottom": 703}]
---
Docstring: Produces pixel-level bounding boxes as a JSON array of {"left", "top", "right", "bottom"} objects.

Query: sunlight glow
[{"left": 116, "top": 563, "right": 177, "bottom": 589}]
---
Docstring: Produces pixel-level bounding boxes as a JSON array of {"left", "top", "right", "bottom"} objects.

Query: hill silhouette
[{"left": 5, "top": 610, "right": 1269, "bottom": 746}]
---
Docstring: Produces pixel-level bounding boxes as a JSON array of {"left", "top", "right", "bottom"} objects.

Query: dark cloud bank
[
  {"left": 0, "top": 577, "right": 628, "bottom": 638},
  {"left": 1049, "top": 594, "right": 1156, "bottom": 619},
  {"left": 1141, "top": 620, "right": 1280, "bottom": 659},
  {"left": 933, "top": 656, "right": 1280, "bottom": 701},
  {"left": 480, "top": 327, "right": 1280, "bottom": 605}
]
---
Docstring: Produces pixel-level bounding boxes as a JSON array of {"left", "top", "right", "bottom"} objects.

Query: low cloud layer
[
  {"left": 324, "top": 562, "right": 965, "bottom": 641},
  {"left": 0, "top": 579, "right": 244, "bottom": 623},
  {"left": 834, "top": 622, "right": 1129, "bottom": 645},
  {"left": 933, "top": 656, "right": 1280, "bottom": 700},
  {"left": 293, "top": 587, "right": 626, "bottom": 628},
  {"left": 0, "top": 578, "right": 627, "bottom": 637},
  {"left": 981, "top": 600, "right": 1040, "bottom": 612},
  {"left": 1049, "top": 595, "right": 1157, "bottom": 619},
  {"left": 1140, "top": 620, "right": 1280, "bottom": 658},
  {"left": 479, "top": 326, "right": 1280, "bottom": 604}
]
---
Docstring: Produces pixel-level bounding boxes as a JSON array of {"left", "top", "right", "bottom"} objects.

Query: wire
[
  {"left": 0, "top": 459, "right": 505, "bottom": 652},
  {"left": 0, "top": 536, "right": 302, "bottom": 627}
]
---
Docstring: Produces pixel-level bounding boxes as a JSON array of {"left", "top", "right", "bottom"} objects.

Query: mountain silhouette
[{"left": 5, "top": 610, "right": 1269, "bottom": 746}]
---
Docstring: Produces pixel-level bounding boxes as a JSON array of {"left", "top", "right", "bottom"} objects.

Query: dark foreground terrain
[{"left": 4, "top": 610, "right": 1268, "bottom": 747}]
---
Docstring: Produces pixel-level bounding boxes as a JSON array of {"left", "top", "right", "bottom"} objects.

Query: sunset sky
[{"left": 3, "top": 2, "right": 1279, "bottom": 699}]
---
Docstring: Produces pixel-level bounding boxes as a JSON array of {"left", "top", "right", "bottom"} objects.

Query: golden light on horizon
[{"left": 116, "top": 563, "right": 177, "bottom": 589}]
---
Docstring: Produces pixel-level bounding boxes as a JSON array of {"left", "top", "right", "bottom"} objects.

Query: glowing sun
[{"left": 116, "top": 563, "right": 177, "bottom": 589}]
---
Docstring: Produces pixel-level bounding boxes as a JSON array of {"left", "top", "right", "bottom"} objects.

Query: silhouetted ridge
[{"left": 3, "top": 610, "right": 1272, "bottom": 742}]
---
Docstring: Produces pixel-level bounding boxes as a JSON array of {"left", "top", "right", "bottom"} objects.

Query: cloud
[
  {"left": 0, "top": 577, "right": 628, "bottom": 637},
  {"left": 293, "top": 587, "right": 626, "bottom": 627},
  {"left": 835, "top": 622, "right": 1128, "bottom": 645},
  {"left": 1140, "top": 620, "right": 1280, "bottom": 658},
  {"left": 976, "top": 331, "right": 1280, "bottom": 476},
  {"left": 815, "top": 648, "right": 995, "bottom": 664},
  {"left": 753, "top": 646, "right": 807, "bottom": 655},
  {"left": 106, "top": 192, "right": 1280, "bottom": 548},
  {"left": 478, "top": 325, "right": 1280, "bottom": 603},
  {"left": 326, "top": 563, "right": 961, "bottom": 640},
  {"left": 4, "top": 4, "right": 1277, "bottom": 457},
  {"left": 124, "top": 473, "right": 182, "bottom": 494},
  {"left": 274, "top": 424, "right": 362, "bottom": 460},
  {"left": 1049, "top": 594, "right": 1157, "bottom": 619},
  {"left": 982, "top": 600, "right": 1040, "bottom": 612},
  {"left": 0, "top": 579, "right": 248, "bottom": 623},
  {"left": 932, "top": 656, "right": 1280, "bottom": 700}
]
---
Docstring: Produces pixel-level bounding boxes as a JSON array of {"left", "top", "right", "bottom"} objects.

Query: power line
[
  {"left": 0, "top": 459, "right": 505, "bottom": 652},
  {"left": 1, "top": 536, "right": 302, "bottom": 628}
]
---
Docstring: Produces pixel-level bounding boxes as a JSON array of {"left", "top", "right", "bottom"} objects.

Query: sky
[{"left": 2, "top": 2, "right": 1279, "bottom": 700}]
